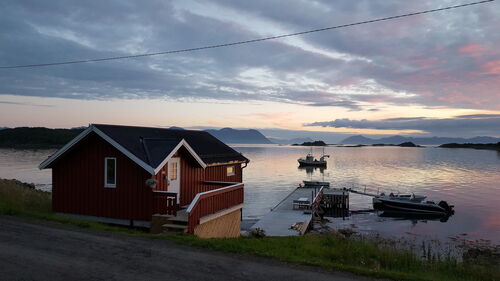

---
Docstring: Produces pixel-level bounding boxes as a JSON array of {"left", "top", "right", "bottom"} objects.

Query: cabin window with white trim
[
  {"left": 226, "top": 166, "right": 235, "bottom": 176},
  {"left": 104, "top": 157, "right": 116, "bottom": 188},
  {"left": 169, "top": 162, "right": 178, "bottom": 180}
]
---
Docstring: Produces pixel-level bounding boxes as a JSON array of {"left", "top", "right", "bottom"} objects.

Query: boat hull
[
  {"left": 298, "top": 160, "right": 327, "bottom": 167},
  {"left": 302, "top": 181, "right": 330, "bottom": 188},
  {"left": 373, "top": 198, "right": 447, "bottom": 214}
]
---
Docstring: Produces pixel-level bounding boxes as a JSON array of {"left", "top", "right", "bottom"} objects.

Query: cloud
[
  {"left": 305, "top": 114, "right": 500, "bottom": 137},
  {"left": 0, "top": 0, "right": 499, "bottom": 111},
  {"left": 0, "top": 101, "right": 52, "bottom": 107}
]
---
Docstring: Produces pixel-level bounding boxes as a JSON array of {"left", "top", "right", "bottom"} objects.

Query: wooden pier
[
  {"left": 322, "top": 188, "right": 349, "bottom": 209},
  {"left": 250, "top": 186, "right": 348, "bottom": 236},
  {"left": 250, "top": 187, "right": 319, "bottom": 236}
]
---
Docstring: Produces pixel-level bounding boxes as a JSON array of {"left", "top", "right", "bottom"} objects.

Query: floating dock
[{"left": 250, "top": 186, "right": 347, "bottom": 236}]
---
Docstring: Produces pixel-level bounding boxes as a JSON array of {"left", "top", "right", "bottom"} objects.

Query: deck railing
[
  {"left": 311, "top": 186, "right": 325, "bottom": 211},
  {"left": 186, "top": 182, "right": 244, "bottom": 233},
  {"left": 152, "top": 191, "right": 178, "bottom": 216}
]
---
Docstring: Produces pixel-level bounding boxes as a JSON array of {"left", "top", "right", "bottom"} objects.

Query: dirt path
[{"left": 0, "top": 216, "right": 386, "bottom": 281}]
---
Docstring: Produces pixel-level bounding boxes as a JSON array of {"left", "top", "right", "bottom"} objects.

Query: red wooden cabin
[{"left": 39, "top": 124, "right": 249, "bottom": 237}]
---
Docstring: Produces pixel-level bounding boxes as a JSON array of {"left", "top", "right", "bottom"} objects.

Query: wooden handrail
[
  {"left": 186, "top": 183, "right": 244, "bottom": 233},
  {"left": 311, "top": 186, "right": 324, "bottom": 211}
]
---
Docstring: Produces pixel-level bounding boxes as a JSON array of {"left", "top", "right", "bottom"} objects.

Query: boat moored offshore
[{"left": 298, "top": 147, "right": 329, "bottom": 167}]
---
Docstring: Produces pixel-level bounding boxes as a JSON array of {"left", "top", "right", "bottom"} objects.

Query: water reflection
[
  {"left": 297, "top": 166, "right": 325, "bottom": 176},
  {"left": 377, "top": 210, "right": 451, "bottom": 223}
]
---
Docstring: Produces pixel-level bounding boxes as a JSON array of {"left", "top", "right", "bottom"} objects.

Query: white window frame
[
  {"left": 104, "top": 157, "right": 117, "bottom": 188},
  {"left": 226, "top": 166, "right": 235, "bottom": 176}
]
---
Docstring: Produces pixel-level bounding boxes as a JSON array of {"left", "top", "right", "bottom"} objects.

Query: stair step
[
  {"left": 167, "top": 217, "right": 188, "bottom": 223},
  {"left": 165, "top": 220, "right": 188, "bottom": 226},
  {"left": 152, "top": 214, "right": 174, "bottom": 218},
  {"left": 162, "top": 223, "right": 188, "bottom": 230}
]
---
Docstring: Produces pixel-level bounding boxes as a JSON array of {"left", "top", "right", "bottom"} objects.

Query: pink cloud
[
  {"left": 481, "top": 60, "right": 500, "bottom": 74},
  {"left": 458, "top": 44, "right": 487, "bottom": 57},
  {"left": 336, "top": 76, "right": 362, "bottom": 87},
  {"left": 407, "top": 57, "right": 442, "bottom": 69}
]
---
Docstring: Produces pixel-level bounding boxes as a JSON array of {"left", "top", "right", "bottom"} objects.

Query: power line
[{"left": 0, "top": 0, "right": 494, "bottom": 69}]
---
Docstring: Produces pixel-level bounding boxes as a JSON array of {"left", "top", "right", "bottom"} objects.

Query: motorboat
[{"left": 373, "top": 194, "right": 454, "bottom": 215}]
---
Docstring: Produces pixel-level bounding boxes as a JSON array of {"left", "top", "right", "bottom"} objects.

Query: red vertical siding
[
  {"left": 52, "top": 133, "right": 152, "bottom": 221},
  {"left": 51, "top": 134, "right": 245, "bottom": 221},
  {"left": 153, "top": 164, "right": 169, "bottom": 191},
  {"left": 178, "top": 148, "right": 243, "bottom": 206}
]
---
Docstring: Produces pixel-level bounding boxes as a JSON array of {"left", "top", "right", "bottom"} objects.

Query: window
[
  {"left": 104, "top": 157, "right": 116, "bottom": 188},
  {"left": 169, "top": 162, "right": 178, "bottom": 180},
  {"left": 226, "top": 166, "right": 235, "bottom": 176}
]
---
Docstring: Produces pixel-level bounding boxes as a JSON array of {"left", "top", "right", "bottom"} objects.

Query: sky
[{"left": 0, "top": 0, "right": 499, "bottom": 141}]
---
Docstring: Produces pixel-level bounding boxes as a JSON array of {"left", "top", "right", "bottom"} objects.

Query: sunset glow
[{"left": 0, "top": 1, "right": 498, "bottom": 140}]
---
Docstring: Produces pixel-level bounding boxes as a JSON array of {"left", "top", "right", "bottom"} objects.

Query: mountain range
[
  {"left": 2, "top": 126, "right": 499, "bottom": 147},
  {"left": 340, "top": 135, "right": 500, "bottom": 145},
  {"left": 204, "top": 128, "right": 273, "bottom": 144},
  {"left": 267, "top": 137, "right": 313, "bottom": 145}
]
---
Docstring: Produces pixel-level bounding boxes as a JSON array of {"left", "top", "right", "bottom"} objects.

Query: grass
[{"left": 1, "top": 178, "right": 498, "bottom": 281}]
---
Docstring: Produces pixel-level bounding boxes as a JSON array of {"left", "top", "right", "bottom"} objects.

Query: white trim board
[
  {"left": 153, "top": 138, "right": 206, "bottom": 174},
  {"left": 39, "top": 124, "right": 208, "bottom": 175},
  {"left": 38, "top": 126, "right": 93, "bottom": 170},
  {"left": 93, "top": 126, "right": 156, "bottom": 174}
]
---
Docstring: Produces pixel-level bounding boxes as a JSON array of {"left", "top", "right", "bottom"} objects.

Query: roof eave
[
  {"left": 152, "top": 139, "right": 207, "bottom": 174},
  {"left": 39, "top": 125, "right": 156, "bottom": 175},
  {"left": 38, "top": 126, "right": 94, "bottom": 170}
]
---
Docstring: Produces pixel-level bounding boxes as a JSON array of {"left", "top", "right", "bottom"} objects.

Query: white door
[{"left": 168, "top": 157, "right": 181, "bottom": 203}]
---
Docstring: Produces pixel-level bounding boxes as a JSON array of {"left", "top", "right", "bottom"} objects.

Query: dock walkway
[{"left": 250, "top": 187, "right": 318, "bottom": 236}]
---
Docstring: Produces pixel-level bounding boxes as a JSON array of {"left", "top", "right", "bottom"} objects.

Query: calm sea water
[{"left": 1, "top": 146, "right": 499, "bottom": 243}]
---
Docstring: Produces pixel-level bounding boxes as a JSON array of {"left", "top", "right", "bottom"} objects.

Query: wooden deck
[{"left": 250, "top": 187, "right": 319, "bottom": 236}]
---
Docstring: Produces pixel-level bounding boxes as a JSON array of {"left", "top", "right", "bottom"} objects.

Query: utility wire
[{"left": 0, "top": 0, "right": 494, "bottom": 69}]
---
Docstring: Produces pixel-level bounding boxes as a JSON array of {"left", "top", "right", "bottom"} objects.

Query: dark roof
[{"left": 93, "top": 124, "right": 248, "bottom": 167}]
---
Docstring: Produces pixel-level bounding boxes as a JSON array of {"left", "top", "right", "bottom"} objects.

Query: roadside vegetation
[{"left": 1, "top": 178, "right": 498, "bottom": 281}]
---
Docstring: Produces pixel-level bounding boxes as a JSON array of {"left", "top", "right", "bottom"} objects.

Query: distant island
[
  {"left": 341, "top": 135, "right": 500, "bottom": 145},
  {"left": 439, "top": 142, "right": 500, "bottom": 151},
  {"left": 0, "top": 127, "right": 84, "bottom": 149},
  {"left": 374, "top": 142, "right": 421, "bottom": 147},
  {"left": 292, "top": 140, "right": 327, "bottom": 146},
  {"left": 343, "top": 142, "right": 421, "bottom": 148}
]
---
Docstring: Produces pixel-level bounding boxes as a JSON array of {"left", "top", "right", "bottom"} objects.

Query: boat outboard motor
[{"left": 438, "top": 201, "right": 454, "bottom": 215}]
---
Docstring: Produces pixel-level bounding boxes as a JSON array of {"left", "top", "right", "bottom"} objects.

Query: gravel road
[{"left": 0, "top": 216, "right": 386, "bottom": 281}]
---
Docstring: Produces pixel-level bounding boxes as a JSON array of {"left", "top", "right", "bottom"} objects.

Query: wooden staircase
[{"left": 161, "top": 209, "right": 188, "bottom": 233}]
